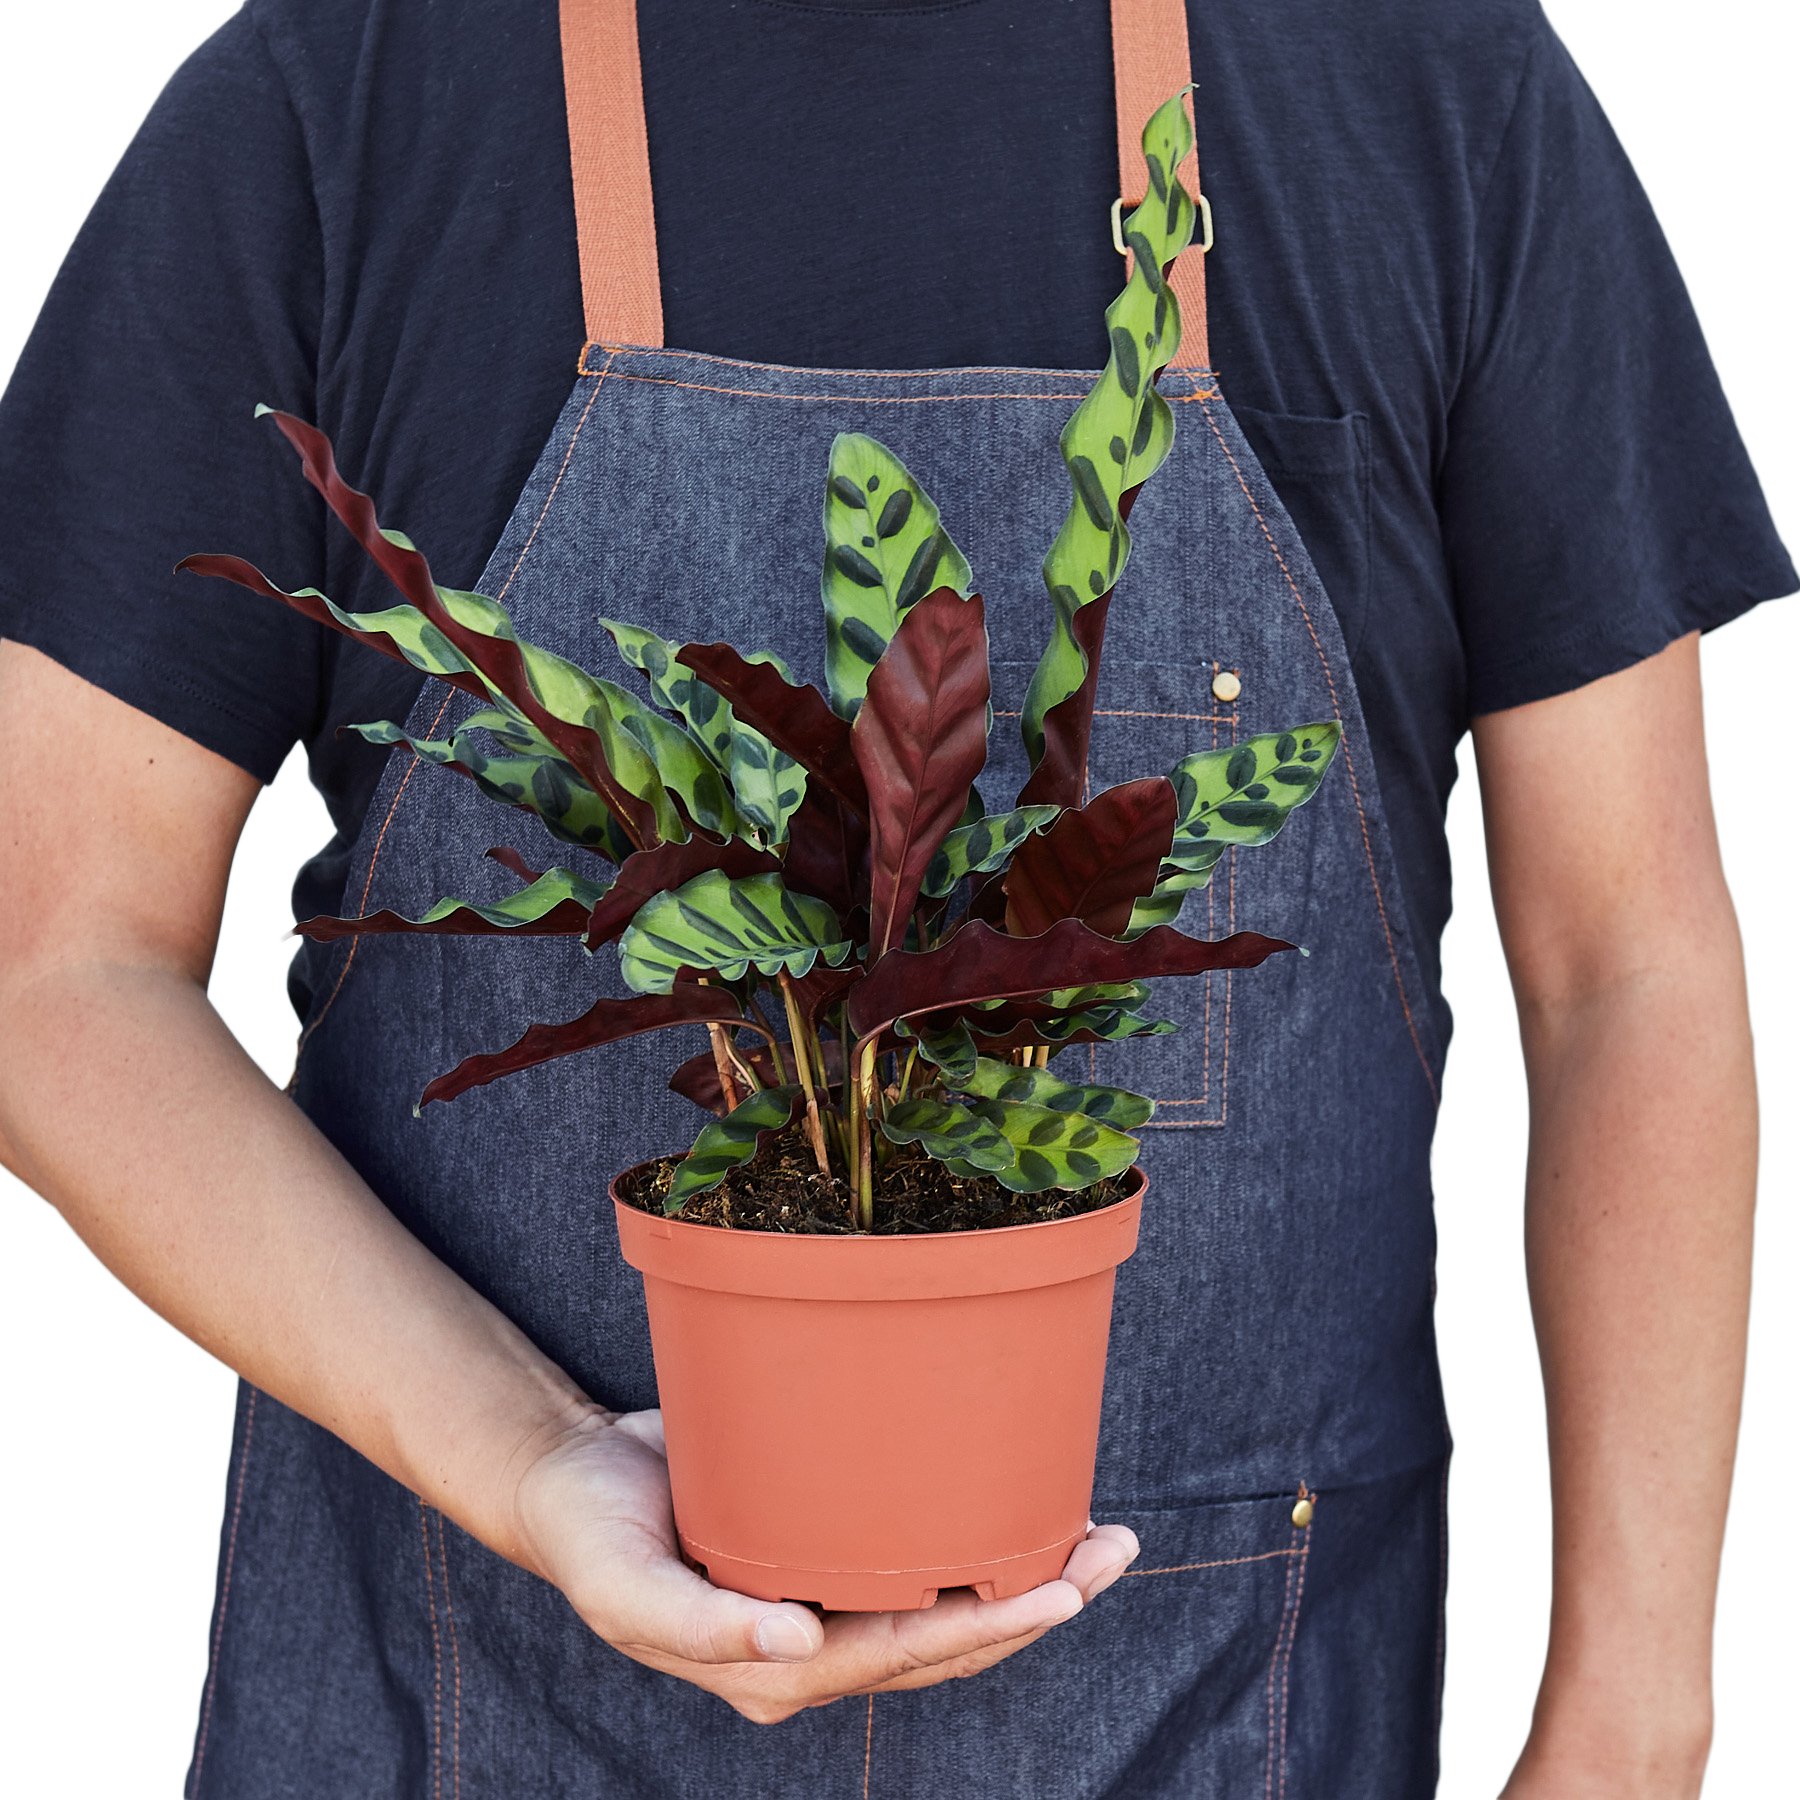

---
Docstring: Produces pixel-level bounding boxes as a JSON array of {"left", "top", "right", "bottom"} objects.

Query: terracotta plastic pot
[{"left": 610, "top": 1166, "right": 1145, "bottom": 1612}]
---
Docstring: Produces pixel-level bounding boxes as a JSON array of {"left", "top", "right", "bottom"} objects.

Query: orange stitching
[
  {"left": 496, "top": 357, "right": 614, "bottom": 603},
  {"left": 434, "top": 1511, "right": 462, "bottom": 1800},
  {"left": 862, "top": 1693, "right": 874, "bottom": 1798},
  {"left": 582, "top": 370, "right": 1107, "bottom": 404},
  {"left": 290, "top": 357, "right": 618, "bottom": 1069},
  {"left": 1131, "top": 694, "right": 1237, "bottom": 1117},
  {"left": 1121, "top": 1547, "right": 1300, "bottom": 1577},
  {"left": 582, "top": 339, "right": 1217, "bottom": 384},
  {"left": 418, "top": 1500, "right": 443, "bottom": 1800},
  {"left": 1222, "top": 794, "right": 1237, "bottom": 1115},
  {"left": 1085, "top": 688, "right": 1236, "bottom": 1115},
  {"left": 1203, "top": 700, "right": 1219, "bottom": 1108},
  {"left": 1196, "top": 396, "right": 1438, "bottom": 1100},
  {"left": 1264, "top": 1535, "right": 1300, "bottom": 1795},
  {"left": 1091, "top": 708, "right": 1234, "bottom": 722},
  {"left": 190, "top": 1388, "right": 257, "bottom": 1796},
  {"left": 1276, "top": 1493, "right": 1315, "bottom": 1798}
]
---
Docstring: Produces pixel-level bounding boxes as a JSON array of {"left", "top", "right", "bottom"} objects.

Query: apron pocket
[
  {"left": 1230, "top": 404, "right": 1372, "bottom": 666},
  {"left": 1089, "top": 658, "right": 1236, "bottom": 1126},
  {"left": 980, "top": 657, "right": 1234, "bottom": 1126},
  {"left": 868, "top": 1485, "right": 1318, "bottom": 1798}
]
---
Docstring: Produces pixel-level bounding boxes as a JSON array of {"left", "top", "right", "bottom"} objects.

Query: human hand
[{"left": 513, "top": 1407, "right": 1139, "bottom": 1723}]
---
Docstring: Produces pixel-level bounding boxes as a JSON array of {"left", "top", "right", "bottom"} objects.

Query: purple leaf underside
[
  {"left": 853, "top": 589, "right": 993, "bottom": 956},
  {"left": 1004, "top": 776, "right": 1177, "bottom": 938},
  {"left": 420, "top": 986, "right": 746, "bottom": 1109},
  {"left": 846, "top": 918, "right": 1293, "bottom": 1042}
]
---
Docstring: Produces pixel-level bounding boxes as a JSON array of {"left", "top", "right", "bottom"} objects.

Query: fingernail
[
  {"left": 755, "top": 1614, "right": 815, "bottom": 1662},
  {"left": 1040, "top": 1580, "right": 1084, "bottom": 1624}
]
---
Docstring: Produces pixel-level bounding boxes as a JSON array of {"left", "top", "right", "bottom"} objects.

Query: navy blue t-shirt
[{"left": 0, "top": 0, "right": 1791, "bottom": 1036}]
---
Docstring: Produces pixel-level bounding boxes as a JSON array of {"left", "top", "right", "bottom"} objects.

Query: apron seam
[
  {"left": 1265, "top": 1487, "right": 1315, "bottom": 1799},
  {"left": 1278, "top": 1502, "right": 1315, "bottom": 1797},
  {"left": 580, "top": 339, "right": 1218, "bottom": 384},
  {"left": 1074, "top": 693, "right": 1239, "bottom": 1118},
  {"left": 1263, "top": 1535, "right": 1300, "bottom": 1792},
  {"left": 190, "top": 1386, "right": 258, "bottom": 1798},
  {"left": 580, "top": 371, "right": 1116, "bottom": 404},
  {"left": 417, "top": 1497, "right": 445, "bottom": 1800},
  {"left": 1121, "top": 1546, "right": 1300, "bottom": 1577},
  {"left": 434, "top": 1510, "right": 464, "bottom": 1800},
  {"left": 1194, "top": 391, "right": 1440, "bottom": 1101}
]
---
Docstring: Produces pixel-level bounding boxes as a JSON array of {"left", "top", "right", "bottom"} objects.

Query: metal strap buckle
[{"left": 1112, "top": 191, "right": 1214, "bottom": 257}]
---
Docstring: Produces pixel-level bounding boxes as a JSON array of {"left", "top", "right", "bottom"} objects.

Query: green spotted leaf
[
  {"left": 961, "top": 1056, "right": 1155, "bottom": 1130},
  {"left": 668, "top": 1085, "right": 802, "bottom": 1208},
  {"left": 820, "top": 432, "right": 973, "bottom": 719},
  {"left": 1122, "top": 875, "right": 1214, "bottom": 934},
  {"left": 727, "top": 718, "right": 809, "bottom": 847},
  {"left": 182, "top": 412, "right": 682, "bottom": 847},
  {"left": 896, "top": 1016, "right": 980, "bottom": 1085},
  {"left": 922, "top": 805, "right": 1062, "bottom": 897},
  {"left": 1021, "top": 89, "right": 1199, "bottom": 805},
  {"left": 602, "top": 617, "right": 739, "bottom": 763},
  {"left": 603, "top": 619, "right": 805, "bottom": 843},
  {"left": 1129, "top": 722, "right": 1342, "bottom": 931},
  {"left": 619, "top": 870, "right": 853, "bottom": 993},
  {"left": 348, "top": 716, "right": 630, "bottom": 856},
  {"left": 600, "top": 618, "right": 719, "bottom": 757},
  {"left": 189, "top": 559, "right": 685, "bottom": 846},
  {"left": 297, "top": 865, "right": 610, "bottom": 942},
  {"left": 957, "top": 1096, "right": 1140, "bottom": 1193},
  {"left": 968, "top": 1003, "right": 1178, "bottom": 1056},
  {"left": 880, "top": 1096, "right": 1013, "bottom": 1173},
  {"left": 601, "top": 676, "right": 738, "bottom": 839},
  {"left": 1038, "top": 981, "right": 1152, "bottom": 1012}
]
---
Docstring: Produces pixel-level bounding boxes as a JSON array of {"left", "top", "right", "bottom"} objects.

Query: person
[{"left": 0, "top": 0, "right": 1789, "bottom": 1792}]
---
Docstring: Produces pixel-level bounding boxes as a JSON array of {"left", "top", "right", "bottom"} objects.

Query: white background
[{"left": 0, "top": 3, "right": 1793, "bottom": 1793}]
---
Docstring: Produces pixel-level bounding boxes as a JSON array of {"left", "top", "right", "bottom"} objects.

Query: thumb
[{"left": 611, "top": 1554, "right": 824, "bottom": 1667}]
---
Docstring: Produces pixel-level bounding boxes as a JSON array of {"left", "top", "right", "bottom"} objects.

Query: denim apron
[{"left": 187, "top": 2, "right": 1452, "bottom": 1793}]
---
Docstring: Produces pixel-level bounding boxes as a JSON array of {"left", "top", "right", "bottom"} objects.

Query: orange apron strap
[
  {"left": 561, "top": 0, "right": 1211, "bottom": 366},
  {"left": 1110, "top": 0, "right": 1211, "bottom": 369},
  {"left": 561, "top": 0, "right": 663, "bottom": 349}
]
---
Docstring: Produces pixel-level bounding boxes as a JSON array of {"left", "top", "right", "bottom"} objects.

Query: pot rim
[{"left": 610, "top": 1162, "right": 1147, "bottom": 1301}]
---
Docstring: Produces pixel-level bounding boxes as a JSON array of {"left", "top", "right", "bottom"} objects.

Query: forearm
[
  {"left": 1515, "top": 947, "right": 1754, "bottom": 1783},
  {"left": 0, "top": 957, "right": 602, "bottom": 1573}
]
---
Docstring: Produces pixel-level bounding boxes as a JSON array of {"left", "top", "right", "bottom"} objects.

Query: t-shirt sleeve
[
  {"left": 1440, "top": 8, "right": 1795, "bottom": 718},
  {"left": 0, "top": 4, "right": 324, "bottom": 781}
]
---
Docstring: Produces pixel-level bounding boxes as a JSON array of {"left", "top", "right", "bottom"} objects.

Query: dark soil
[{"left": 618, "top": 1125, "right": 1133, "bottom": 1235}]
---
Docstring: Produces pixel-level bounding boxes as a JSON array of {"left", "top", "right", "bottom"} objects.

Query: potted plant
[{"left": 182, "top": 93, "right": 1341, "bottom": 1611}]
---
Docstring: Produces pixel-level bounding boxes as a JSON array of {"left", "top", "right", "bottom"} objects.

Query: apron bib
[{"left": 189, "top": 4, "right": 1451, "bottom": 1793}]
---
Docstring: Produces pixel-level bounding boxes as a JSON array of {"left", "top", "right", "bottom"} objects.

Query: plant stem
[
  {"left": 854, "top": 1040, "right": 879, "bottom": 1232},
  {"left": 725, "top": 1040, "right": 763, "bottom": 1092},
  {"left": 845, "top": 1048, "right": 865, "bottom": 1225},
  {"left": 697, "top": 982, "right": 741, "bottom": 1112},
  {"left": 778, "top": 973, "right": 832, "bottom": 1179}
]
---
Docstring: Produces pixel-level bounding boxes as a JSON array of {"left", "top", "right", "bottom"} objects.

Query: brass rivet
[
  {"left": 1212, "top": 669, "right": 1242, "bottom": 703},
  {"left": 1291, "top": 1497, "right": 1314, "bottom": 1529}
]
